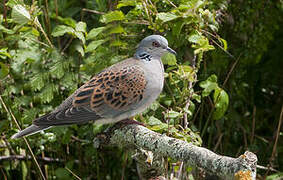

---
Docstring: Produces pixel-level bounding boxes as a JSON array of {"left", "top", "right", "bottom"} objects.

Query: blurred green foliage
[{"left": 0, "top": 0, "right": 282, "bottom": 179}]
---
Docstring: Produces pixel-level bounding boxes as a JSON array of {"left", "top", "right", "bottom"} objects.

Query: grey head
[{"left": 135, "top": 35, "right": 176, "bottom": 61}]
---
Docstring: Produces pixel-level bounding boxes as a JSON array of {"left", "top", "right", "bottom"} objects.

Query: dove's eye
[{"left": 152, "top": 41, "right": 160, "bottom": 47}]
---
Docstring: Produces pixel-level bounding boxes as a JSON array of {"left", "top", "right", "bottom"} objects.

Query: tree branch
[
  {"left": 94, "top": 121, "right": 257, "bottom": 180},
  {"left": 0, "top": 155, "right": 79, "bottom": 164}
]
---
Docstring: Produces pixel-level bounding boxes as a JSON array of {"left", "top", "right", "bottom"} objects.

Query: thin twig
[
  {"left": 200, "top": 29, "right": 235, "bottom": 59},
  {"left": 0, "top": 96, "right": 46, "bottom": 180},
  {"left": 34, "top": 17, "right": 54, "bottom": 48},
  {"left": 251, "top": 106, "right": 256, "bottom": 144},
  {"left": 82, "top": 8, "right": 105, "bottom": 15},
  {"left": 61, "top": 37, "right": 74, "bottom": 54},
  {"left": 213, "top": 133, "right": 223, "bottom": 152},
  {"left": 222, "top": 53, "right": 241, "bottom": 87},
  {"left": 257, "top": 165, "right": 278, "bottom": 172},
  {"left": 165, "top": 0, "right": 177, "bottom": 8},
  {"left": 65, "top": 167, "right": 82, "bottom": 180},
  {"left": 0, "top": 155, "right": 77, "bottom": 163},
  {"left": 265, "top": 104, "right": 283, "bottom": 177}
]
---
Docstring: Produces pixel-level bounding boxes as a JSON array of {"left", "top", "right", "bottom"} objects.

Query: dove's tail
[{"left": 11, "top": 125, "right": 51, "bottom": 139}]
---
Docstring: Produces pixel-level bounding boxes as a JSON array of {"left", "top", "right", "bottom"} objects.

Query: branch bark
[{"left": 94, "top": 121, "right": 257, "bottom": 180}]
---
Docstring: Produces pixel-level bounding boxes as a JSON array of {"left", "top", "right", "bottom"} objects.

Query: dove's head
[{"left": 135, "top": 35, "right": 176, "bottom": 60}]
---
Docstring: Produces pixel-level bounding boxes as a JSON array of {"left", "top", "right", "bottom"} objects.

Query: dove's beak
[{"left": 166, "top": 47, "right": 177, "bottom": 56}]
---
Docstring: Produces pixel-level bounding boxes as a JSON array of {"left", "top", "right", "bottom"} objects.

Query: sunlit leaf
[
  {"left": 75, "top": 21, "right": 87, "bottom": 33},
  {"left": 156, "top": 12, "right": 179, "bottom": 23},
  {"left": 11, "top": 4, "right": 31, "bottom": 24},
  {"left": 162, "top": 53, "right": 177, "bottom": 65},
  {"left": 147, "top": 116, "right": 163, "bottom": 126},
  {"left": 51, "top": 25, "right": 75, "bottom": 37},
  {"left": 86, "top": 39, "right": 108, "bottom": 52},
  {"left": 117, "top": 0, "right": 136, "bottom": 8},
  {"left": 109, "top": 25, "right": 125, "bottom": 34},
  {"left": 74, "top": 31, "right": 85, "bottom": 44},
  {"left": 87, "top": 27, "right": 107, "bottom": 40},
  {"left": 100, "top": 11, "right": 125, "bottom": 23}
]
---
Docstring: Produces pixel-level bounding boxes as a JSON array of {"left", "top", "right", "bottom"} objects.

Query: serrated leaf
[
  {"left": 11, "top": 4, "right": 31, "bottom": 24},
  {"left": 156, "top": 12, "right": 179, "bottom": 23},
  {"left": 31, "top": 74, "right": 44, "bottom": 91},
  {"left": 100, "top": 11, "right": 125, "bottom": 24},
  {"left": 51, "top": 25, "right": 75, "bottom": 37},
  {"left": 51, "top": 63, "right": 65, "bottom": 79},
  {"left": 23, "top": 108, "right": 39, "bottom": 124},
  {"left": 87, "top": 27, "right": 107, "bottom": 40},
  {"left": 40, "top": 85, "right": 54, "bottom": 103},
  {"left": 213, "top": 88, "right": 229, "bottom": 120},
  {"left": 75, "top": 21, "right": 86, "bottom": 33},
  {"left": 86, "top": 39, "right": 107, "bottom": 52}
]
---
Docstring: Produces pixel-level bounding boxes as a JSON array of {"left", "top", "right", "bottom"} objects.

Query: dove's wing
[{"left": 32, "top": 58, "right": 147, "bottom": 126}]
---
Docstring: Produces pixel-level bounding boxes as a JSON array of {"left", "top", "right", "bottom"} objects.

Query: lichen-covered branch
[{"left": 94, "top": 122, "right": 257, "bottom": 180}]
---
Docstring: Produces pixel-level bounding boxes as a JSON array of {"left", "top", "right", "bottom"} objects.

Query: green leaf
[
  {"left": 147, "top": 116, "right": 163, "bottom": 126},
  {"left": 109, "top": 25, "right": 125, "bottom": 34},
  {"left": 87, "top": 27, "right": 107, "bottom": 40},
  {"left": 40, "top": 85, "right": 54, "bottom": 103},
  {"left": 100, "top": 11, "right": 125, "bottom": 24},
  {"left": 0, "top": 24, "right": 15, "bottom": 34},
  {"left": 55, "top": 168, "right": 71, "bottom": 180},
  {"left": 0, "top": 48, "right": 11, "bottom": 59},
  {"left": 74, "top": 43, "right": 85, "bottom": 57},
  {"left": 51, "top": 25, "right": 75, "bottom": 37},
  {"left": 75, "top": 21, "right": 87, "bottom": 33},
  {"left": 162, "top": 53, "right": 177, "bottom": 65},
  {"left": 51, "top": 63, "right": 65, "bottom": 79},
  {"left": 166, "top": 110, "right": 182, "bottom": 119},
  {"left": 117, "top": 0, "right": 136, "bottom": 8},
  {"left": 188, "top": 33, "right": 203, "bottom": 44},
  {"left": 53, "top": 15, "right": 76, "bottom": 28},
  {"left": 74, "top": 31, "right": 85, "bottom": 44},
  {"left": 213, "top": 87, "right": 229, "bottom": 120},
  {"left": 0, "top": 62, "right": 9, "bottom": 79},
  {"left": 156, "top": 12, "right": 179, "bottom": 23},
  {"left": 21, "top": 161, "right": 28, "bottom": 180},
  {"left": 199, "top": 74, "right": 218, "bottom": 97},
  {"left": 11, "top": 4, "right": 31, "bottom": 24},
  {"left": 219, "top": 38, "right": 228, "bottom": 50},
  {"left": 266, "top": 172, "right": 283, "bottom": 180},
  {"left": 31, "top": 28, "right": 40, "bottom": 37},
  {"left": 31, "top": 74, "right": 45, "bottom": 91},
  {"left": 85, "top": 39, "right": 108, "bottom": 53}
]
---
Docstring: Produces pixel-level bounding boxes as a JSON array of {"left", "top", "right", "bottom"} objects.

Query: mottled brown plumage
[{"left": 11, "top": 35, "right": 176, "bottom": 139}]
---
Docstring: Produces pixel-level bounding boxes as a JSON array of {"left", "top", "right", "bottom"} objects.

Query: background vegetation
[{"left": 0, "top": 0, "right": 282, "bottom": 179}]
